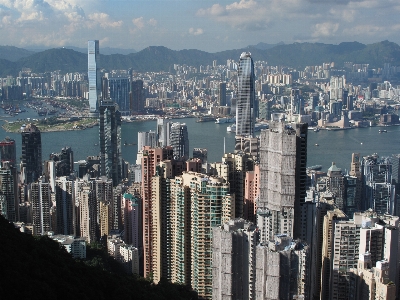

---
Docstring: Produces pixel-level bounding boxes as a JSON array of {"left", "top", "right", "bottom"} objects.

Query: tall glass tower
[
  {"left": 88, "top": 40, "right": 100, "bottom": 114},
  {"left": 236, "top": 52, "right": 255, "bottom": 137}
]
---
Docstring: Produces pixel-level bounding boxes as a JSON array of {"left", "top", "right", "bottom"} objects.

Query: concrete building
[
  {"left": 169, "top": 122, "right": 189, "bottom": 160},
  {"left": 141, "top": 146, "right": 173, "bottom": 278},
  {"left": 212, "top": 219, "right": 258, "bottom": 300},
  {"left": 189, "top": 172, "right": 234, "bottom": 299},
  {"left": 244, "top": 164, "right": 260, "bottom": 223},
  {"left": 255, "top": 235, "right": 310, "bottom": 300},
  {"left": 223, "top": 152, "right": 254, "bottom": 219},
  {"left": 30, "top": 177, "right": 52, "bottom": 235},
  {"left": 257, "top": 122, "right": 308, "bottom": 243},
  {"left": 108, "top": 237, "right": 140, "bottom": 275},
  {"left": 0, "top": 163, "right": 18, "bottom": 222},
  {"left": 79, "top": 181, "right": 97, "bottom": 243},
  {"left": 49, "top": 233, "right": 86, "bottom": 259},
  {"left": 54, "top": 177, "right": 75, "bottom": 236},
  {"left": 0, "top": 136, "right": 16, "bottom": 167}
]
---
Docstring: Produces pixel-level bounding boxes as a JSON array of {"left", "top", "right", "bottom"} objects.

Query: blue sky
[{"left": 0, "top": 0, "right": 399, "bottom": 52}]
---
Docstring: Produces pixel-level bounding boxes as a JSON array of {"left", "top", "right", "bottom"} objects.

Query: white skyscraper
[{"left": 88, "top": 40, "right": 100, "bottom": 114}]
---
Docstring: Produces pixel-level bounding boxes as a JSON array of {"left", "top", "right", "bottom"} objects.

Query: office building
[
  {"left": 156, "top": 118, "right": 170, "bottom": 147},
  {"left": 0, "top": 137, "right": 16, "bottom": 167},
  {"left": 236, "top": 52, "right": 255, "bottom": 138},
  {"left": 108, "top": 77, "right": 130, "bottom": 113},
  {"left": 218, "top": 82, "right": 226, "bottom": 106},
  {"left": 21, "top": 123, "right": 42, "bottom": 184},
  {"left": 49, "top": 146, "right": 74, "bottom": 177},
  {"left": 31, "top": 177, "right": 52, "bottom": 235},
  {"left": 88, "top": 40, "right": 100, "bottom": 114},
  {"left": 137, "top": 131, "right": 157, "bottom": 152},
  {"left": 326, "top": 162, "right": 345, "bottom": 211},
  {"left": 362, "top": 154, "right": 394, "bottom": 214},
  {"left": 257, "top": 122, "right": 308, "bottom": 243},
  {"left": 99, "top": 99, "right": 122, "bottom": 186},
  {"left": 169, "top": 122, "right": 189, "bottom": 160},
  {"left": 130, "top": 79, "right": 144, "bottom": 114}
]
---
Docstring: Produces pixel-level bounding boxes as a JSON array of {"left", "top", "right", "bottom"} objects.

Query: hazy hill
[
  {"left": 0, "top": 46, "right": 35, "bottom": 62},
  {"left": 0, "top": 216, "right": 197, "bottom": 299},
  {"left": 0, "top": 41, "right": 399, "bottom": 76}
]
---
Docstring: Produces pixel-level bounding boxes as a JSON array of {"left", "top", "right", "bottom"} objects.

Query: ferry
[
  {"left": 307, "top": 165, "right": 322, "bottom": 171},
  {"left": 227, "top": 124, "right": 236, "bottom": 132},
  {"left": 215, "top": 117, "right": 235, "bottom": 124},
  {"left": 379, "top": 129, "right": 387, "bottom": 133},
  {"left": 313, "top": 127, "right": 320, "bottom": 132}
]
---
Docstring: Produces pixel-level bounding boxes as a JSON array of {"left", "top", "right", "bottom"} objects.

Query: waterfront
[{"left": 1, "top": 109, "right": 400, "bottom": 172}]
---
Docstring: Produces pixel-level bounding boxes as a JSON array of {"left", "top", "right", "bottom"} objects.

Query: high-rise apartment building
[
  {"left": 55, "top": 176, "right": 75, "bottom": 235},
  {"left": 88, "top": 40, "right": 100, "bottom": 114},
  {"left": 156, "top": 118, "right": 170, "bottom": 147},
  {"left": 79, "top": 180, "right": 97, "bottom": 243},
  {"left": 31, "top": 177, "right": 51, "bottom": 235},
  {"left": 169, "top": 122, "right": 189, "bottom": 160},
  {"left": 99, "top": 99, "right": 122, "bottom": 186},
  {"left": 21, "top": 123, "right": 42, "bottom": 184},
  {"left": 141, "top": 146, "right": 173, "bottom": 278},
  {"left": 0, "top": 137, "right": 16, "bottom": 167},
  {"left": 0, "top": 163, "right": 18, "bottom": 222},
  {"left": 212, "top": 219, "right": 258, "bottom": 300},
  {"left": 257, "top": 122, "right": 308, "bottom": 243},
  {"left": 123, "top": 193, "right": 141, "bottom": 248},
  {"left": 236, "top": 52, "right": 255, "bottom": 138},
  {"left": 49, "top": 146, "right": 74, "bottom": 177},
  {"left": 189, "top": 173, "right": 234, "bottom": 299}
]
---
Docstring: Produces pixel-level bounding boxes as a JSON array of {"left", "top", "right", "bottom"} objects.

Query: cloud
[
  {"left": 197, "top": 0, "right": 270, "bottom": 30},
  {"left": 148, "top": 18, "right": 157, "bottom": 27},
  {"left": 312, "top": 22, "right": 339, "bottom": 37},
  {"left": 88, "top": 12, "right": 122, "bottom": 28},
  {"left": 189, "top": 27, "right": 204, "bottom": 35},
  {"left": 132, "top": 17, "right": 144, "bottom": 29}
]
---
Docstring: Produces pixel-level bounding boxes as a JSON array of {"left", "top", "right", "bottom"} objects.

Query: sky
[{"left": 0, "top": 0, "right": 399, "bottom": 53}]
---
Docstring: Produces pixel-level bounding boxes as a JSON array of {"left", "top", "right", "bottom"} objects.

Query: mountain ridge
[{"left": 0, "top": 41, "right": 399, "bottom": 76}]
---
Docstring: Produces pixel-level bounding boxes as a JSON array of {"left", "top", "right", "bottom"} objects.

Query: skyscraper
[
  {"left": 130, "top": 79, "right": 144, "bottom": 114},
  {"left": 236, "top": 52, "right": 255, "bottom": 138},
  {"left": 257, "top": 122, "right": 308, "bottom": 243},
  {"left": 169, "top": 122, "right": 189, "bottom": 160},
  {"left": 108, "top": 77, "right": 130, "bottom": 113},
  {"left": 99, "top": 99, "right": 122, "bottom": 186},
  {"left": 88, "top": 40, "right": 100, "bottom": 114},
  {"left": 31, "top": 177, "right": 51, "bottom": 235},
  {"left": 0, "top": 137, "right": 16, "bottom": 167},
  {"left": 218, "top": 82, "right": 227, "bottom": 106},
  {"left": 21, "top": 123, "right": 42, "bottom": 184}
]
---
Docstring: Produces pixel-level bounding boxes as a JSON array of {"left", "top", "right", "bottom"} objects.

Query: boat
[
  {"left": 255, "top": 123, "right": 269, "bottom": 131},
  {"left": 307, "top": 165, "right": 322, "bottom": 171},
  {"left": 315, "top": 144, "right": 319, "bottom": 146},
  {"left": 227, "top": 124, "right": 236, "bottom": 132},
  {"left": 196, "top": 116, "right": 216, "bottom": 123},
  {"left": 379, "top": 129, "right": 387, "bottom": 133},
  {"left": 314, "top": 127, "right": 320, "bottom": 132},
  {"left": 215, "top": 117, "right": 235, "bottom": 124}
]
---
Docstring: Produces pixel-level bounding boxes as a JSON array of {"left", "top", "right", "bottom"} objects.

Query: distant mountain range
[{"left": 0, "top": 41, "right": 399, "bottom": 77}]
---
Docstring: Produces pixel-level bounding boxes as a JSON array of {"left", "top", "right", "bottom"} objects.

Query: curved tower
[{"left": 236, "top": 52, "right": 255, "bottom": 137}]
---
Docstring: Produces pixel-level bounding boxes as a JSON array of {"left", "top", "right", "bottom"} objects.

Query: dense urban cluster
[{"left": 1, "top": 40, "right": 400, "bottom": 300}]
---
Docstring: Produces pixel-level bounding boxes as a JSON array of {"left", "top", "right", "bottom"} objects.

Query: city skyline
[{"left": 0, "top": 0, "right": 399, "bottom": 52}]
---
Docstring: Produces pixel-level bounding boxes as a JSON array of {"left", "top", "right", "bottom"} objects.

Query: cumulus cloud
[
  {"left": 312, "top": 22, "right": 339, "bottom": 37},
  {"left": 88, "top": 12, "right": 122, "bottom": 28},
  {"left": 189, "top": 27, "right": 204, "bottom": 35},
  {"left": 132, "top": 17, "right": 144, "bottom": 29}
]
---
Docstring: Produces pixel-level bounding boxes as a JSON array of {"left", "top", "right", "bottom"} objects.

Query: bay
[{"left": 1, "top": 109, "right": 400, "bottom": 173}]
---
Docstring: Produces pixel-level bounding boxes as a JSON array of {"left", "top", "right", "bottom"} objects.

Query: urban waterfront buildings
[
  {"left": 88, "top": 40, "right": 100, "bottom": 114},
  {"left": 0, "top": 137, "right": 16, "bottom": 167},
  {"left": 169, "top": 122, "right": 189, "bottom": 160}
]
